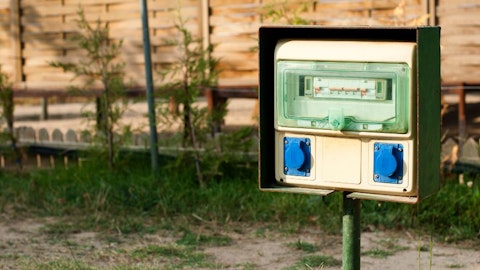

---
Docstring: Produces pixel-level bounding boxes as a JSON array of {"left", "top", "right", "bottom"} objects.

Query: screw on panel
[
  {"left": 306, "top": 141, "right": 310, "bottom": 146},
  {"left": 398, "top": 147, "right": 403, "bottom": 152},
  {"left": 374, "top": 146, "right": 379, "bottom": 151},
  {"left": 284, "top": 139, "right": 288, "bottom": 144},
  {"left": 284, "top": 166, "right": 288, "bottom": 172},
  {"left": 374, "top": 174, "right": 379, "bottom": 179}
]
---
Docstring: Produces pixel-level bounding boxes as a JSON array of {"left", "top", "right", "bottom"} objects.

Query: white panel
[{"left": 320, "top": 137, "right": 361, "bottom": 184}]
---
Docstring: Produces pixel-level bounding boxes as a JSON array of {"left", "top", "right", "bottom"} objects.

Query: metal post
[
  {"left": 342, "top": 192, "right": 361, "bottom": 270},
  {"left": 40, "top": 97, "right": 48, "bottom": 120},
  {"left": 140, "top": 0, "right": 159, "bottom": 178}
]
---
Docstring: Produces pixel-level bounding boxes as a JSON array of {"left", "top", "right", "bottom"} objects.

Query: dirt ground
[
  {"left": 0, "top": 216, "right": 479, "bottom": 269},
  {"left": 2, "top": 95, "right": 479, "bottom": 269}
]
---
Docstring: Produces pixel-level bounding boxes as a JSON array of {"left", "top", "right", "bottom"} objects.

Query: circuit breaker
[{"left": 259, "top": 27, "right": 440, "bottom": 203}]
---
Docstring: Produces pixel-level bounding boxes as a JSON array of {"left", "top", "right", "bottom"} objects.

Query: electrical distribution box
[{"left": 259, "top": 26, "right": 440, "bottom": 203}]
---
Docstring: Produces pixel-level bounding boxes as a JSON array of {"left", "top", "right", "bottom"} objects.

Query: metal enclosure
[{"left": 258, "top": 26, "right": 440, "bottom": 203}]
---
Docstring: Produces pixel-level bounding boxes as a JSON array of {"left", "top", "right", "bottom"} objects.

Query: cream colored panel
[{"left": 320, "top": 137, "right": 361, "bottom": 184}]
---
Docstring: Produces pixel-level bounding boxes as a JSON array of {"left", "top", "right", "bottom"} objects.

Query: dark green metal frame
[{"left": 258, "top": 26, "right": 441, "bottom": 203}]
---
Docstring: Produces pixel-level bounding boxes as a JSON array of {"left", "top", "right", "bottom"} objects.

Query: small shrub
[
  {"left": 50, "top": 8, "right": 130, "bottom": 169},
  {"left": 0, "top": 66, "right": 22, "bottom": 170}
]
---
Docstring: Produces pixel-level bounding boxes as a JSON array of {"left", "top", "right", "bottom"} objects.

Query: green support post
[
  {"left": 140, "top": 0, "right": 159, "bottom": 178},
  {"left": 342, "top": 192, "right": 361, "bottom": 270}
]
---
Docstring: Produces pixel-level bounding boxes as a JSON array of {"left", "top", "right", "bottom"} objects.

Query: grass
[
  {"left": 287, "top": 239, "right": 320, "bottom": 253},
  {"left": 131, "top": 244, "right": 220, "bottom": 269},
  {"left": 362, "top": 238, "right": 408, "bottom": 258},
  {"left": 362, "top": 247, "right": 395, "bottom": 258},
  {"left": 446, "top": 263, "right": 466, "bottom": 268},
  {"left": 176, "top": 230, "right": 233, "bottom": 247},
  {"left": 0, "top": 154, "right": 479, "bottom": 240},
  {"left": 286, "top": 255, "right": 342, "bottom": 269}
]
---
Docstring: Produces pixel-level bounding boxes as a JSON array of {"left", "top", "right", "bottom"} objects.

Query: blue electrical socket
[
  {"left": 284, "top": 137, "right": 311, "bottom": 177},
  {"left": 373, "top": 143, "right": 404, "bottom": 184}
]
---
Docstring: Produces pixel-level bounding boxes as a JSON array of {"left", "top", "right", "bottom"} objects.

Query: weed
[
  {"left": 288, "top": 239, "right": 320, "bottom": 253},
  {"left": 363, "top": 237, "right": 408, "bottom": 258},
  {"left": 447, "top": 263, "right": 465, "bottom": 268},
  {"left": 176, "top": 230, "right": 233, "bottom": 247},
  {"left": 377, "top": 237, "right": 409, "bottom": 252},
  {"left": 131, "top": 244, "right": 185, "bottom": 259},
  {"left": 24, "top": 259, "right": 94, "bottom": 270},
  {"left": 362, "top": 247, "right": 395, "bottom": 258},
  {"left": 287, "top": 254, "right": 341, "bottom": 269},
  {"left": 131, "top": 244, "right": 220, "bottom": 269}
]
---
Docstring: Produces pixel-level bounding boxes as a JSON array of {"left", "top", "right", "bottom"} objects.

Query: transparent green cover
[{"left": 276, "top": 61, "right": 410, "bottom": 133}]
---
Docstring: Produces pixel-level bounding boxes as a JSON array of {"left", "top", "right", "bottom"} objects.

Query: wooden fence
[
  {"left": 0, "top": 0, "right": 436, "bottom": 92},
  {"left": 437, "top": 0, "right": 480, "bottom": 83}
]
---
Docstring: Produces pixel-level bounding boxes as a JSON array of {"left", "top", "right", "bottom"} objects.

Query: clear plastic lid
[{"left": 276, "top": 60, "right": 410, "bottom": 133}]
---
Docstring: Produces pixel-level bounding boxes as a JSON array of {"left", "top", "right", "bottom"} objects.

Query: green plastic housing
[{"left": 276, "top": 61, "right": 410, "bottom": 133}]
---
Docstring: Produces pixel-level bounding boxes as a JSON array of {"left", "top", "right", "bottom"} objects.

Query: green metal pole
[
  {"left": 342, "top": 192, "right": 361, "bottom": 270},
  {"left": 140, "top": 0, "right": 159, "bottom": 178}
]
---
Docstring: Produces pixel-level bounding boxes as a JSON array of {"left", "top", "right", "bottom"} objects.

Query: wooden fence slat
[
  {"left": 52, "top": 129, "right": 64, "bottom": 142},
  {"left": 65, "top": 129, "right": 77, "bottom": 143},
  {"left": 38, "top": 128, "right": 49, "bottom": 142}
]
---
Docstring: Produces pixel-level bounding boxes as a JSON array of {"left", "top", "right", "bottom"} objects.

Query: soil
[{"left": 0, "top": 216, "right": 479, "bottom": 269}]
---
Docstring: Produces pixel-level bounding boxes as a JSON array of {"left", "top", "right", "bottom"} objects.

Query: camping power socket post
[{"left": 259, "top": 26, "right": 441, "bottom": 204}]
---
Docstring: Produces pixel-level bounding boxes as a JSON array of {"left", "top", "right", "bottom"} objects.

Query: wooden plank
[
  {"left": 441, "top": 35, "right": 480, "bottom": 46},
  {"left": 107, "top": 1, "right": 139, "bottom": 12},
  {"left": 21, "top": 15, "right": 63, "bottom": 26},
  {"left": 437, "top": 5, "right": 480, "bottom": 16},
  {"left": 441, "top": 25, "right": 480, "bottom": 36},
  {"left": 63, "top": 0, "right": 133, "bottom": 5},
  {"left": 10, "top": 0, "right": 22, "bottom": 83},
  {"left": 22, "top": 22, "right": 77, "bottom": 34},
  {"left": 218, "top": 70, "right": 257, "bottom": 80},
  {"left": 149, "top": 0, "right": 198, "bottom": 10},
  {"left": 211, "top": 3, "right": 259, "bottom": 14},
  {"left": 210, "top": 0, "right": 257, "bottom": 6},
  {"left": 437, "top": 1, "right": 480, "bottom": 10},
  {"left": 442, "top": 45, "right": 480, "bottom": 56},
  {"left": 23, "top": 72, "right": 75, "bottom": 82},
  {"left": 23, "top": 39, "right": 75, "bottom": 50},
  {"left": 0, "top": 0, "right": 9, "bottom": 9},
  {"left": 442, "top": 55, "right": 480, "bottom": 66},
  {"left": 438, "top": 13, "right": 480, "bottom": 26},
  {"left": 210, "top": 14, "right": 257, "bottom": 25},
  {"left": 210, "top": 34, "right": 257, "bottom": 44},
  {"left": 442, "top": 71, "right": 480, "bottom": 84},
  {"left": 211, "top": 23, "right": 260, "bottom": 36},
  {"left": 214, "top": 40, "right": 256, "bottom": 52},
  {"left": 216, "top": 60, "right": 257, "bottom": 71}
]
